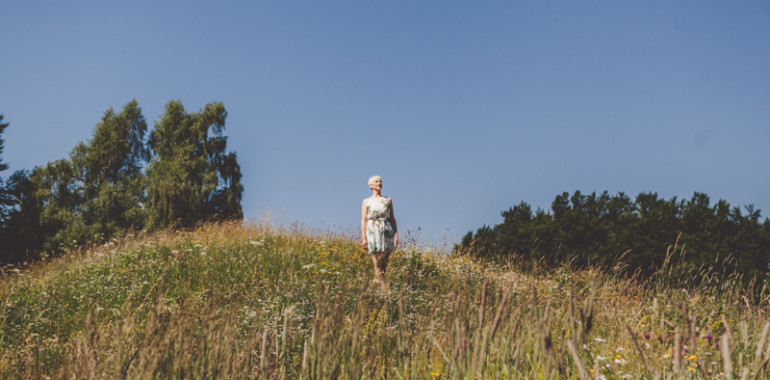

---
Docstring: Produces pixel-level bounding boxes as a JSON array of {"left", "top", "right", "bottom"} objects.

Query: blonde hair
[{"left": 368, "top": 175, "right": 381, "bottom": 188}]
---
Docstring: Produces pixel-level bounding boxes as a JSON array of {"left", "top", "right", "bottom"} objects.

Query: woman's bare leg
[{"left": 370, "top": 252, "right": 388, "bottom": 290}]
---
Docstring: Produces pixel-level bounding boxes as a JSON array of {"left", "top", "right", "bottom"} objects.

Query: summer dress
[{"left": 365, "top": 196, "right": 395, "bottom": 253}]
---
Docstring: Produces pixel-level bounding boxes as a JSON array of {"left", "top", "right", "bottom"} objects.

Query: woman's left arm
[{"left": 389, "top": 198, "right": 399, "bottom": 246}]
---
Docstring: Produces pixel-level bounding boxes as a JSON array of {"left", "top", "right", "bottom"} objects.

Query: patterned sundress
[{"left": 365, "top": 196, "right": 395, "bottom": 253}]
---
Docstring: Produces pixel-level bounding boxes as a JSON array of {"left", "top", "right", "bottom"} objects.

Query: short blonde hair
[{"left": 368, "top": 175, "right": 381, "bottom": 188}]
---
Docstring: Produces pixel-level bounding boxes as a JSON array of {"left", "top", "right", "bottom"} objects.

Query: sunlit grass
[{"left": 1, "top": 221, "right": 768, "bottom": 378}]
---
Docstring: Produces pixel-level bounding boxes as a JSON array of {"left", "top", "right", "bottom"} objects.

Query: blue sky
[{"left": 2, "top": 1, "right": 769, "bottom": 250}]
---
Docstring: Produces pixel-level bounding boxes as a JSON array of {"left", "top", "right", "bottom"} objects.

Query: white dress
[{"left": 365, "top": 196, "right": 395, "bottom": 253}]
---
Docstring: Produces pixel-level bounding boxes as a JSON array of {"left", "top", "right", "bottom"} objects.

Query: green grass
[{"left": 1, "top": 222, "right": 768, "bottom": 379}]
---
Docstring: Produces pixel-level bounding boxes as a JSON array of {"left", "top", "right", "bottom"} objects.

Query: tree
[
  {"left": 74, "top": 100, "right": 149, "bottom": 237},
  {"left": 454, "top": 190, "right": 770, "bottom": 280},
  {"left": 31, "top": 158, "right": 86, "bottom": 252},
  {"left": 30, "top": 100, "right": 150, "bottom": 251},
  {"left": 145, "top": 100, "right": 243, "bottom": 229},
  {"left": 0, "top": 170, "right": 45, "bottom": 262},
  {"left": 0, "top": 115, "right": 10, "bottom": 223}
]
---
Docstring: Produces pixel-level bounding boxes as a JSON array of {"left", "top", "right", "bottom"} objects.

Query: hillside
[{"left": 1, "top": 222, "right": 768, "bottom": 379}]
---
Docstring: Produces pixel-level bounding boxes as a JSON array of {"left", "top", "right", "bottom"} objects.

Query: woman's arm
[
  {"left": 361, "top": 200, "right": 368, "bottom": 248},
  {"left": 389, "top": 198, "right": 399, "bottom": 246}
]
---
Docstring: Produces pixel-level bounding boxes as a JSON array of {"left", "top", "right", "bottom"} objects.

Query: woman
[{"left": 361, "top": 175, "right": 398, "bottom": 289}]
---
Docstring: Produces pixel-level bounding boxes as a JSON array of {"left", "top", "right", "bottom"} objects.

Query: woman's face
[{"left": 370, "top": 178, "right": 382, "bottom": 191}]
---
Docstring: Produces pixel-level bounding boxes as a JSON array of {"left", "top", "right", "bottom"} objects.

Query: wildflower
[
  {"left": 689, "top": 355, "right": 697, "bottom": 361},
  {"left": 594, "top": 337, "right": 606, "bottom": 342},
  {"left": 658, "top": 335, "right": 663, "bottom": 343},
  {"left": 706, "top": 334, "right": 713, "bottom": 341},
  {"left": 644, "top": 333, "right": 651, "bottom": 340}
]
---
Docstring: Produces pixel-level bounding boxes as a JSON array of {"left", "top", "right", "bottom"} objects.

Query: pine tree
[{"left": 0, "top": 114, "right": 10, "bottom": 221}]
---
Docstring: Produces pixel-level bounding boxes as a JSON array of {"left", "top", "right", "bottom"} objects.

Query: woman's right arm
[{"left": 361, "top": 200, "right": 368, "bottom": 248}]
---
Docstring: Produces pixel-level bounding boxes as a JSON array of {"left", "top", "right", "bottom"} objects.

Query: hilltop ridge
[{"left": 1, "top": 222, "right": 768, "bottom": 378}]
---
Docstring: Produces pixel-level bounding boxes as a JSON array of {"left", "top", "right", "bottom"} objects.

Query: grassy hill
[{"left": 1, "top": 222, "right": 768, "bottom": 379}]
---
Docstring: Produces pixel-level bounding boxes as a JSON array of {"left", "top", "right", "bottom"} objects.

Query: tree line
[
  {"left": 454, "top": 191, "right": 770, "bottom": 278},
  {"left": 0, "top": 100, "right": 243, "bottom": 263}
]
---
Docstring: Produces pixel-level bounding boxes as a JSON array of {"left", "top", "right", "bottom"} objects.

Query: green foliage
[
  {"left": 0, "top": 170, "right": 45, "bottom": 261},
  {"left": 145, "top": 100, "right": 243, "bottom": 229},
  {"left": 1, "top": 99, "right": 244, "bottom": 264},
  {"left": 0, "top": 117, "right": 47, "bottom": 262},
  {"left": 75, "top": 99, "right": 149, "bottom": 234},
  {"left": 0, "top": 114, "right": 10, "bottom": 221},
  {"left": 455, "top": 191, "right": 770, "bottom": 279},
  {"left": 31, "top": 158, "right": 87, "bottom": 252},
  {"left": 29, "top": 100, "right": 150, "bottom": 253}
]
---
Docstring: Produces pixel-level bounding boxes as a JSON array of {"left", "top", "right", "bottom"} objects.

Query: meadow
[{"left": 1, "top": 222, "right": 768, "bottom": 379}]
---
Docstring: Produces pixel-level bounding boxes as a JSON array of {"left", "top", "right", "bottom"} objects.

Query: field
[{"left": 1, "top": 222, "right": 769, "bottom": 379}]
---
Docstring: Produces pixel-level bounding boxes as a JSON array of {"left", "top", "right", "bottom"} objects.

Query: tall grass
[{"left": 1, "top": 222, "right": 769, "bottom": 378}]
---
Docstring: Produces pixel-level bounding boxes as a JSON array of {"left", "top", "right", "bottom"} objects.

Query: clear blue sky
[{"left": 2, "top": 1, "right": 769, "bottom": 250}]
